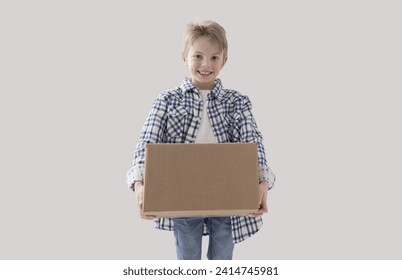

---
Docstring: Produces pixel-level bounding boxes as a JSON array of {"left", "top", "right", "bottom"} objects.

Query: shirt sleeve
[
  {"left": 235, "top": 95, "right": 276, "bottom": 189},
  {"left": 126, "top": 94, "right": 169, "bottom": 190}
]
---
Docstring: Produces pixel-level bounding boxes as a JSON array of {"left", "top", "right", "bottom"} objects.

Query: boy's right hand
[{"left": 134, "top": 182, "right": 156, "bottom": 220}]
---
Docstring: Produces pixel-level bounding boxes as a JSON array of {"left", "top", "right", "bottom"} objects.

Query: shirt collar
[{"left": 180, "top": 78, "right": 223, "bottom": 100}]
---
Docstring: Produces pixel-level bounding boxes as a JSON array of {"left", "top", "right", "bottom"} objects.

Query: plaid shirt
[{"left": 127, "top": 78, "right": 276, "bottom": 243}]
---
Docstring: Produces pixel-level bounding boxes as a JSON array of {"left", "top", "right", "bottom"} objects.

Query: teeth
[{"left": 199, "top": 71, "right": 211, "bottom": 75}]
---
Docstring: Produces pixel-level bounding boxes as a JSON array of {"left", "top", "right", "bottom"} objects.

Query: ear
[
  {"left": 182, "top": 52, "right": 187, "bottom": 65},
  {"left": 221, "top": 56, "right": 228, "bottom": 69}
]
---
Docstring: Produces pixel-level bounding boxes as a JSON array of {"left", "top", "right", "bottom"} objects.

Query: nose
[{"left": 201, "top": 58, "right": 210, "bottom": 68}]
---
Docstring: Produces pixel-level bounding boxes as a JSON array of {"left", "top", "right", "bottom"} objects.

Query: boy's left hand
[{"left": 249, "top": 181, "right": 268, "bottom": 217}]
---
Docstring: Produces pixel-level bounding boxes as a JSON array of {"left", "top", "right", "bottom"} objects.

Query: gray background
[{"left": 1, "top": 0, "right": 401, "bottom": 259}]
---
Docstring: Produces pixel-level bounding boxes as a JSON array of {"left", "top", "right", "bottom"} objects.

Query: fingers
[
  {"left": 248, "top": 206, "right": 268, "bottom": 217},
  {"left": 249, "top": 184, "right": 269, "bottom": 217},
  {"left": 248, "top": 203, "right": 268, "bottom": 217},
  {"left": 141, "top": 215, "right": 156, "bottom": 220},
  {"left": 138, "top": 201, "right": 156, "bottom": 220},
  {"left": 135, "top": 186, "right": 156, "bottom": 220}
]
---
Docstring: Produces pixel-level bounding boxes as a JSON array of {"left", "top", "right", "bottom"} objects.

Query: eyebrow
[{"left": 193, "top": 51, "right": 222, "bottom": 56}]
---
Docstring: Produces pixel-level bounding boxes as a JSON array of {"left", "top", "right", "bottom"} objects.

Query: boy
[{"left": 127, "top": 20, "right": 275, "bottom": 260}]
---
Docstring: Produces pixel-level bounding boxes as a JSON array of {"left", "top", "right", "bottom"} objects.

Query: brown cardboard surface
[{"left": 143, "top": 143, "right": 260, "bottom": 218}]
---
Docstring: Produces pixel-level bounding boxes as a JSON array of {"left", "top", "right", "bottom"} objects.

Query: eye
[
  {"left": 212, "top": 56, "right": 220, "bottom": 61},
  {"left": 193, "top": 54, "right": 202, "bottom": 59}
]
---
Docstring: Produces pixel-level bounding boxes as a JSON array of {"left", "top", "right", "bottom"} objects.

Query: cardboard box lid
[{"left": 143, "top": 143, "right": 260, "bottom": 217}]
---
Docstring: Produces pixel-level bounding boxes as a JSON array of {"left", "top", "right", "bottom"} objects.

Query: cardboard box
[{"left": 143, "top": 143, "right": 260, "bottom": 217}]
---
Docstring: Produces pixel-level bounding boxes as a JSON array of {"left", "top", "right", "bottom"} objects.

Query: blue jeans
[{"left": 172, "top": 217, "right": 234, "bottom": 260}]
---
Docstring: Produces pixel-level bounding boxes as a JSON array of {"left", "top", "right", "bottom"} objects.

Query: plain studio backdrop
[{"left": 1, "top": 0, "right": 401, "bottom": 260}]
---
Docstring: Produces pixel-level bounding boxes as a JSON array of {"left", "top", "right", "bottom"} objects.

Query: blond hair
[{"left": 182, "top": 20, "right": 228, "bottom": 60}]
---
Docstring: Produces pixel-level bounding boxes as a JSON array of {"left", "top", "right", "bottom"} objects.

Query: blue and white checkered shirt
[{"left": 127, "top": 78, "right": 276, "bottom": 243}]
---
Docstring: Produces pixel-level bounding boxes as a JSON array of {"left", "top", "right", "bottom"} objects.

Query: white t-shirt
[{"left": 195, "top": 90, "right": 218, "bottom": 143}]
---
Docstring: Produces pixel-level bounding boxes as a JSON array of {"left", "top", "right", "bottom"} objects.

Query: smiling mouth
[{"left": 198, "top": 71, "right": 212, "bottom": 75}]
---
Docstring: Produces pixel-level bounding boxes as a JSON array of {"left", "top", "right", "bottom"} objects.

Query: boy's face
[{"left": 183, "top": 36, "right": 227, "bottom": 90}]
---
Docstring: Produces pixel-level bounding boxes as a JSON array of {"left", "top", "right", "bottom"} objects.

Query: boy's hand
[
  {"left": 134, "top": 182, "right": 156, "bottom": 220},
  {"left": 249, "top": 181, "right": 268, "bottom": 217}
]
